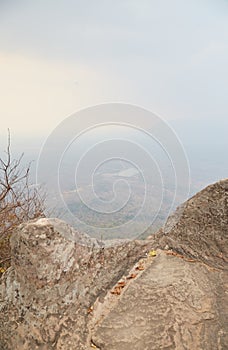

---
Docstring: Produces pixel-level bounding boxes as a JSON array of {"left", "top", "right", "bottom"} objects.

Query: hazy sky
[{"left": 0, "top": 0, "right": 228, "bottom": 136}]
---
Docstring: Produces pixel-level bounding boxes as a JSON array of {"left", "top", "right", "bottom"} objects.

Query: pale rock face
[
  {"left": 0, "top": 218, "right": 152, "bottom": 349},
  {"left": 159, "top": 179, "right": 228, "bottom": 269},
  {"left": 0, "top": 179, "right": 228, "bottom": 350}
]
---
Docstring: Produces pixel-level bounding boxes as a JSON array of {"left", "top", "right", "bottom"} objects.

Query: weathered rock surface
[
  {"left": 92, "top": 251, "right": 227, "bottom": 350},
  {"left": 0, "top": 179, "right": 228, "bottom": 349},
  {"left": 0, "top": 218, "right": 153, "bottom": 350},
  {"left": 157, "top": 179, "right": 228, "bottom": 269}
]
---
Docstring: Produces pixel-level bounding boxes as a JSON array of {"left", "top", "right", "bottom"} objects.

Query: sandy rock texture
[
  {"left": 0, "top": 218, "right": 152, "bottom": 350},
  {"left": 0, "top": 179, "right": 227, "bottom": 349}
]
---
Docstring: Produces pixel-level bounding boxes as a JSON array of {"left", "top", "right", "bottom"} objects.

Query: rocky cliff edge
[{"left": 0, "top": 179, "right": 227, "bottom": 349}]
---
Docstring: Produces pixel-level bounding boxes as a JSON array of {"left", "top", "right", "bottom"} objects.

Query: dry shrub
[{"left": 0, "top": 131, "right": 46, "bottom": 274}]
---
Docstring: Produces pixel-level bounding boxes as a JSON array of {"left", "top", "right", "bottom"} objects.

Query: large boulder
[
  {"left": 0, "top": 218, "right": 152, "bottom": 350},
  {"left": 158, "top": 179, "right": 228, "bottom": 269},
  {"left": 91, "top": 249, "right": 227, "bottom": 349}
]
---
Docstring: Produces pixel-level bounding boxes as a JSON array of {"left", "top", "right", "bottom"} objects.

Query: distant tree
[{"left": 0, "top": 130, "right": 46, "bottom": 272}]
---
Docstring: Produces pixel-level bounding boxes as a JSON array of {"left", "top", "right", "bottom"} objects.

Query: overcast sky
[{"left": 0, "top": 0, "right": 228, "bottom": 136}]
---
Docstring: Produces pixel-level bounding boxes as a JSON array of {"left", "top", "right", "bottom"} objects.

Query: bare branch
[{"left": 0, "top": 130, "right": 46, "bottom": 245}]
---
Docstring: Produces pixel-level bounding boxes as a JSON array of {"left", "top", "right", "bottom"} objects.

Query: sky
[{"left": 0, "top": 0, "right": 228, "bottom": 138}]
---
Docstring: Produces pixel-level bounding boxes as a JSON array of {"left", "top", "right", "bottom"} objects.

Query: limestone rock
[
  {"left": 0, "top": 180, "right": 228, "bottom": 349},
  {"left": 158, "top": 179, "right": 228, "bottom": 269},
  {"left": 92, "top": 251, "right": 228, "bottom": 350},
  {"left": 91, "top": 179, "right": 228, "bottom": 349},
  {"left": 0, "top": 219, "right": 152, "bottom": 349}
]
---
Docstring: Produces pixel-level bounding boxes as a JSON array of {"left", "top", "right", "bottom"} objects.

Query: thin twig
[{"left": 0, "top": 257, "right": 11, "bottom": 265}]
